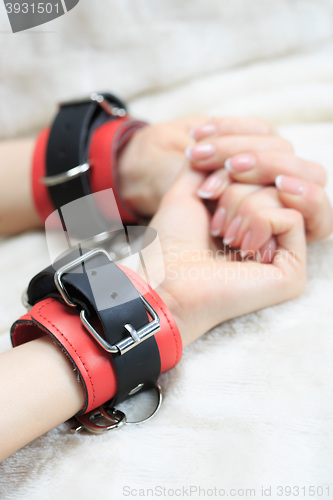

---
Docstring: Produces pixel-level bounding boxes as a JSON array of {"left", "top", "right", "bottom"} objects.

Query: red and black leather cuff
[
  {"left": 10, "top": 248, "right": 182, "bottom": 419},
  {"left": 32, "top": 92, "right": 148, "bottom": 229}
]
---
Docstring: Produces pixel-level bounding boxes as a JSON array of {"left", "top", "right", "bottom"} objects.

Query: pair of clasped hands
[
  {"left": 2, "top": 115, "right": 333, "bottom": 347},
  {"left": 118, "top": 115, "right": 333, "bottom": 346}
]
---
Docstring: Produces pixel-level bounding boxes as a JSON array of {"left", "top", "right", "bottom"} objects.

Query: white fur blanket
[{"left": 1, "top": 1, "right": 333, "bottom": 498}]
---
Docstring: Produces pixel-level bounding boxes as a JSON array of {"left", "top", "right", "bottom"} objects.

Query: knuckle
[
  {"left": 249, "top": 116, "right": 275, "bottom": 134},
  {"left": 277, "top": 137, "right": 294, "bottom": 152},
  {"left": 290, "top": 208, "right": 304, "bottom": 228},
  {"left": 307, "top": 185, "right": 325, "bottom": 209},
  {"left": 219, "top": 184, "right": 242, "bottom": 208},
  {"left": 313, "top": 162, "right": 327, "bottom": 186},
  {"left": 238, "top": 197, "right": 259, "bottom": 216}
]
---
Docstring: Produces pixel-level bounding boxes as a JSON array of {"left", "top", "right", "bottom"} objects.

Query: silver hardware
[
  {"left": 41, "top": 163, "right": 90, "bottom": 187},
  {"left": 126, "top": 383, "right": 163, "bottom": 425},
  {"left": 90, "top": 92, "right": 126, "bottom": 117},
  {"left": 80, "top": 295, "right": 160, "bottom": 355},
  {"left": 72, "top": 407, "right": 126, "bottom": 434},
  {"left": 54, "top": 248, "right": 160, "bottom": 354},
  {"left": 59, "top": 93, "right": 127, "bottom": 118},
  {"left": 54, "top": 248, "right": 111, "bottom": 307},
  {"left": 71, "top": 383, "right": 162, "bottom": 434},
  {"left": 128, "top": 383, "right": 144, "bottom": 396}
]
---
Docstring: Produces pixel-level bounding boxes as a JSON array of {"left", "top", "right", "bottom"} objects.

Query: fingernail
[
  {"left": 225, "top": 154, "right": 256, "bottom": 173},
  {"left": 198, "top": 175, "right": 223, "bottom": 199},
  {"left": 190, "top": 124, "right": 217, "bottom": 140},
  {"left": 185, "top": 143, "right": 216, "bottom": 162},
  {"left": 240, "top": 230, "right": 252, "bottom": 258},
  {"left": 223, "top": 215, "right": 242, "bottom": 246},
  {"left": 210, "top": 207, "right": 227, "bottom": 237},
  {"left": 275, "top": 175, "right": 305, "bottom": 195}
]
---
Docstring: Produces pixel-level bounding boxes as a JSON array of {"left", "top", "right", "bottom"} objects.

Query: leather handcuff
[
  {"left": 11, "top": 247, "right": 182, "bottom": 433},
  {"left": 32, "top": 92, "right": 147, "bottom": 232}
]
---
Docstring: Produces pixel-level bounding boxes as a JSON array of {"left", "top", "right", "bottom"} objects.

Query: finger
[
  {"left": 242, "top": 208, "right": 306, "bottom": 261},
  {"left": 210, "top": 183, "right": 261, "bottom": 237},
  {"left": 224, "top": 150, "right": 327, "bottom": 187},
  {"left": 238, "top": 234, "right": 277, "bottom": 263},
  {"left": 275, "top": 175, "right": 333, "bottom": 241},
  {"left": 186, "top": 135, "right": 293, "bottom": 170},
  {"left": 229, "top": 187, "right": 281, "bottom": 247},
  {"left": 157, "top": 166, "right": 213, "bottom": 250},
  {"left": 190, "top": 116, "right": 275, "bottom": 140},
  {"left": 211, "top": 185, "right": 281, "bottom": 246},
  {"left": 257, "top": 236, "right": 277, "bottom": 264},
  {"left": 194, "top": 208, "right": 307, "bottom": 333},
  {"left": 197, "top": 168, "right": 231, "bottom": 200}
]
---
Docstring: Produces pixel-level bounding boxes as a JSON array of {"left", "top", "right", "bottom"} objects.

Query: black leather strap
[
  {"left": 26, "top": 248, "right": 161, "bottom": 405},
  {"left": 45, "top": 92, "right": 127, "bottom": 239}
]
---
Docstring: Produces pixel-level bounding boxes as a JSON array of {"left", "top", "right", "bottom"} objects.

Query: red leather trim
[
  {"left": 89, "top": 119, "right": 147, "bottom": 224},
  {"left": 11, "top": 272, "right": 182, "bottom": 415},
  {"left": 11, "top": 299, "right": 116, "bottom": 415},
  {"left": 31, "top": 128, "right": 54, "bottom": 223},
  {"left": 31, "top": 118, "right": 147, "bottom": 225}
]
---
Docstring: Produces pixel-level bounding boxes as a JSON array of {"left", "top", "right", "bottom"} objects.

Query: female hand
[
  {"left": 118, "top": 116, "right": 276, "bottom": 217},
  {"left": 188, "top": 118, "right": 333, "bottom": 243},
  {"left": 150, "top": 167, "right": 307, "bottom": 347}
]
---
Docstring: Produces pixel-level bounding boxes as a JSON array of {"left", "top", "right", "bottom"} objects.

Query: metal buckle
[
  {"left": 58, "top": 92, "right": 126, "bottom": 117},
  {"left": 41, "top": 162, "right": 90, "bottom": 187},
  {"left": 71, "top": 383, "right": 162, "bottom": 434},
  {"left": 54, "top": 248, "right": 160, "bottom": 356},
  {"left": 90, "top": 92, "right": 127, "bottom": 117}
]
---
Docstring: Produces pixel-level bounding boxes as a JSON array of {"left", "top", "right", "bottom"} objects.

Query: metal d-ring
[
  {"left": 125, "top": 382, "right": 163, "bottom": 425},
  {"left": 72, "top": 407, "right": 126, "bottom": 434},
  {"left": 71, "top": 383, "right": 162, "bottom": 434}
]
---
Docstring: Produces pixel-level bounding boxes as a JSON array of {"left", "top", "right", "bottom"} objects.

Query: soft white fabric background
[{"left": 0, "top": 1, "right": 333, "bottom": 498}]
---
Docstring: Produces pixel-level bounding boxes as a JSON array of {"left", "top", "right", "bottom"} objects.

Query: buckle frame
[
  {"left": 54, "top": 248, "right": 160, "bottom": 356},
  {"left": 58, "top": 92, "right": 126, "bottom": 117},
  {"left": 90, "top": 92, "right": 127, "bottom": 117},
  {"left": 41, "top": 162, "right": 90, "bottom": 187}
]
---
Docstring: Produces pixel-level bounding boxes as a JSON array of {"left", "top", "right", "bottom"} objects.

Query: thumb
[{"left": 160, "top": 164, "right": 205, "bottom": 208}]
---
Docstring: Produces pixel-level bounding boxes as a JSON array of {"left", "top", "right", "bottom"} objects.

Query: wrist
[
  {"left": 117, "top": 126, "right": 155, "bottom": 217},
  {"left": 0, "top": 138, "right": 41, "bottom": 235},
  {"left": 154, "top": 281, "right": 192, "bottom": 348}
]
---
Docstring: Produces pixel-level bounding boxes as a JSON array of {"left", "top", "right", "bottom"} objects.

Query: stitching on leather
[
  {"left": 127, "top": 273, "right": 182, "bottom": 366},
  {"left": 33, "top": 299, "right": 96, "bottom": 409}
]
